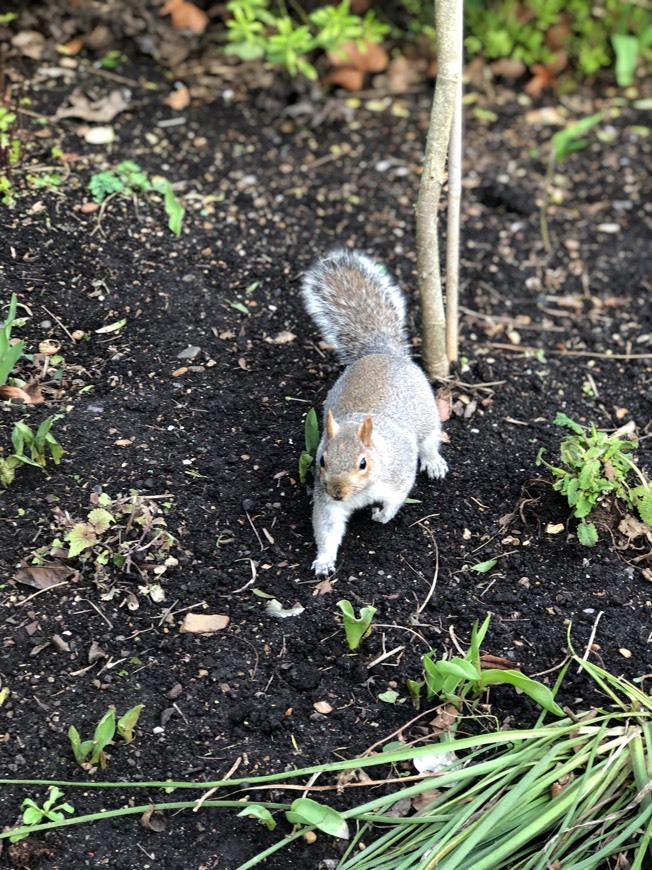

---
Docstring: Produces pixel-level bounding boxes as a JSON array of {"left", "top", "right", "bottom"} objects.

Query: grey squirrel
[{"left": 301, "top": 249, "right": 448, "bottom": 575}]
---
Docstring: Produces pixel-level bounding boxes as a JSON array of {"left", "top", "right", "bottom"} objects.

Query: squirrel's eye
[
  {"left": 320, "top": 456, "right": 325, "bottom": 468},
  {"left": 359, "top": 457, "right": 367, "bottom": 470}
]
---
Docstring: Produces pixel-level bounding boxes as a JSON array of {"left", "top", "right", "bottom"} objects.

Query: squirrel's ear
[
  {"left": 359, "top": 416, "right": 374, "bottom": 448},
  {"left": 326, "top": 410, "right": 339, "bottom": 440}
]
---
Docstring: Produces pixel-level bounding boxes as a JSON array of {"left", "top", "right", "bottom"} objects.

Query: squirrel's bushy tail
[{"left": 301, "top": 249, "right": 409, "bottom": 364}]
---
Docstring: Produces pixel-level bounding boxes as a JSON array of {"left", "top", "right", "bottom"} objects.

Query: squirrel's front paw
[
  {"left": 422, "top": 453, "right": 448, "bottom": 480},
  {"left": 372, "top": 504, "right": 394, "bottom": 523},
  {"left": 312, "top": 557, "right": 335, "bottom": 575}
]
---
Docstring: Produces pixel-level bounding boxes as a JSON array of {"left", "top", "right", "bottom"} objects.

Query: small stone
[{"left": 177, "top": 345, "right": 201, "bottom": 360}]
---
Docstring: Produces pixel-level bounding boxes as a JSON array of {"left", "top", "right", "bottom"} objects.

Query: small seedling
[
  {"left": 0, "top": 415, "right": 64, "bottom": 488},
  {"left": 537, "top": 412, "right": 652, "bottom": 546},
  {"left": 299, "top": 408, "right": 319, "bottom": 483},
  {"left": 68, "top": 705, "right": 143, "bottom": 770},
  {"left": 411, "top": 615, "right": 564, "bottom": 717},
  {"left": 0, "top": 293, "right": 25, "bottom": 385},
  {"left": 9, "top": 786, "right": 74, "bottom": 842},
  {"left": 540, "top": 112, "right": 603, "bottom": 253},
  {"left": 337, "top": 599, "right": 377, "bottom": 651},
  {"left": 88, "top": 160, "right": 185, "bottom": 235},
  {"left": 35, "top": 490, "right": 176, "bottom": 582}
]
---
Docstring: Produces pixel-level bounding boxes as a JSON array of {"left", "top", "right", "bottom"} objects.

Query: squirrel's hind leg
[{"left": 419, "top": 432, "right": 448, "bottom": 480}]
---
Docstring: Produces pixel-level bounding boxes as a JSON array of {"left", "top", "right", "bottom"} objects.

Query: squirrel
[{"left": 301, "top": 248, "right": 448, "bottom": 575}]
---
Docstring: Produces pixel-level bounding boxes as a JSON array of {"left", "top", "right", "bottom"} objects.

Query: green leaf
[
  {"left": 378, "top": 689, "right": 399, "bottom": 703},
  {"left": 304, "top": 407, "right": 320, "bottom": 455},
  {"left": 577, "top": 521, "right": 599, "bottom": 547},
  {"left": 631, "top": 483, "right": 652, "bottom": 525},
  {"left": 21, "top": 806, "right": 43, "bottom": 825},
  {"left": 88, "top": 508, "right": 115, "bottom": 534},
  {"left": 435, "top": 657, "right": 480, "bottom": 682},
  {"left": 612, "top": 33, "right": 639, "bottom": 88},
  {"left": 238, "top": 804, "right": 276, "bottom": 830},
  {"left": 478, "top": 669, "right": 565, "bottom": 717},
  {"left": 163, "top": 187, "right": 185, "bottom": 236},
  {"left": 286, "top": 798, "right": 349, "bottom": 839},
  {"left": 95, "top": 318, "right": 127, "bottom": 334},
  {"left": 90, "top": 708, "right": 116, "bottom": 764},
  {"left": 471, "top": 558, "right": 497, "bottom": 574},
  {"left": 553, "top": 412, "right": 584, "bottom": 434},
  {"left": 337, "top": 600, "right": 376, "bottom": 651},
  {"left": 298, "top": 451, "right": 314, "bottom": 484},
  {"left": 116, "top": 704, "right": 144, "bottom": 744},
  {"left": 67, "top": 522, "right": 98, "bottom": 559}
]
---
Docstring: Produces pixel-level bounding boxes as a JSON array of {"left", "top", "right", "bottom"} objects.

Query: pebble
[{"left": 177, "top": 345, "right": 201, "bottom": 360}]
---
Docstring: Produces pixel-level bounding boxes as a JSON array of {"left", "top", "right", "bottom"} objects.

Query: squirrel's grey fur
[{"left": 301, "top": 248, "right": 448, "bottom": 575}]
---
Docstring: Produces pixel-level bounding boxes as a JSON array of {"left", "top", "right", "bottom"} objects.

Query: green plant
[
  {"left": 88, "top": 160, "right": 185, "bottom": 235},
  {"left": 223, "top": 0, "right": 389, "bottom": 80},
  {"left": 68, "top": 705, "right": 144, "bottom": 770},
  {"left": 0, "top": 293, "right": 25, "bottom": 385},
  {"left": 298, "top": 407, "right": 319, "bottom": 483},
  {"left": 411, "top": 615, "right": 564, "bottom": 716},
  {"left": 464, "top": 0, "right": 652, "bottom": 82},
  {"left": 2, "top": 646, "right": 652, "bottom": 868},
  {"left": 537, "top": 412, "right": 652, "bottom": 546},
  {"left": 0, "top": 415, "right": 64, "bottom": 488},
  {"left": 35, "top": 490, "right": 176, "bottom": 583},
  {"left": 540, "top": 112, "right": 603, "bottom": 252},
  {"left": 337, "top": 599, "right": 377, "bottom": 651},
  {"left": 9, "top": 786, "right": 74, "bottom": 843}
]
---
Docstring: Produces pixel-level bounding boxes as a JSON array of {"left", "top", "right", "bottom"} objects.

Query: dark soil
[{"left": 1, "top": 34, "right": 652, "bottom": 870}]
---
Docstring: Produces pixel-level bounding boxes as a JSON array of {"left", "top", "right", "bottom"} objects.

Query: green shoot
[
  {"left": 299, "top": 407, "right": 319, "bottom": 483},
  {"left": 68, "top": 705, "right": 143, "bottom": 769},
  {"left": 10, "top": 786, "right": 74, "bottom": 843},
  {"left": 415, "top": 615, "right": 564, "bottom": 717},
  {"left": 0, "top": 415, "right": 64, "bottom": 488},
  {"left": 337, "top": 599, "right": 377, "bottom": 651},
  {"left": 0, "top": 293, "right": 25, "bottom": 385},
  {"left": 88, "top": 160, "right": 185, "bottom": 235}
]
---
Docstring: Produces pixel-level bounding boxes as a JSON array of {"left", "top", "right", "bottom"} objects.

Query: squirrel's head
[{"left": 319, "top": 411, "right": 374, "bottom": 501}]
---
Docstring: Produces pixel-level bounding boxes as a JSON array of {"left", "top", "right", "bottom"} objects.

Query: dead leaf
[
  {"left": 265, "top": 330, "right": 296, "bottom": 345},
  {"left": 313, "top": 577, "right": 333, "bottom": 596},
  {"left": 411, "top": 789, "right": 443, "bottom": 812},
  {"left": 164, "top": 84, "right": 191, "bottom": 111},
  {"left": 265, "top": 600, "right": 305, "bottom": 619},
  {"left": 11, "top": 30, "right": 46, "bottom": 60},
  {"left": 323, "top": 67, "right": 365, "bottom": 91},
  {"left": 53, "top": 88, "right": 130, "bottom": 123},
  {"left": 160, "top": 0, "right": 209, "bottom": 34},
  {"left": 490, "top": 58, "right": 526, "bottom": 78},
  {"left": 141, "top": 806, "right": 167, "bottom": 832},
  {"left": 13, "top": 563, "right": 76, "bottom": 589},
  {"left": 88, "top": 641, "right": 108, "bottom": 663},
  {"left": 0, "top": 383, "right": 44, "bottom": 404},
  {"left": 618, "top": 516, "right": 652, "bottom": 543},
  {"left": 436, "top": 393, "right": 452, "bottom": 423},
  {"left": 58, "top": 37, "right": 85, "bottom": 56},
  {"left": 479, "top": 654, "right": 517, "bottom": 670},
  {"left": 327, "top": 40, "right": 389, "bottom": 73},
  {"left": 180, "top": 613, "right": 230, "bottom": 633}
]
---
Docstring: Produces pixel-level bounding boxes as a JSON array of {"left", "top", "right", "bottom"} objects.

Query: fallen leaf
[
  {"left": 323, "top": 67, "right": 365, "bottom": 91},
  {"left": 180, "top": 613, "right": 230, "bottom": 633},
  {"left": 411, "top": 789, "right": 443, "bottom": 812},
  {"left": 265, "top": 600, "right": 305, "bottom": 619},
  {"left": 0, "top": 383, "right": 44, "bottom": 404},
  {"left": 88, "top": 641, "right": 108, "bottom": 663},
  {"left": 327, "top": 39, "right": 389, "bottom": 73},
  {"left": 479, "top": 654, "right": 516, "bottom": 670},
  {"left": 160, "top": 0, "right": 209, "bottom": 34},
  {"left": 164, "top": 84, "right": 191, "bottom": 111},
  {"left": 13, "top": 563, "right": 76, "bottom": 589},
  {"left": 141, "top": 806, "right": 167, "bottom": 832},
  {"left": 54, "top": 88, "right": 130, "bottom": 123},
  {"left": 58, "top": 37, "right": 85, "bottom": 56},
  {"left": 265, "top": 330, "right": 296, "bottom": 345},
  {"left": 313, "top": 577, "right": 333, "bottom": 596},
  {"left": 11, "top": 30, "right": 46, "bottom": 60}
]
